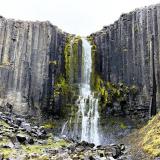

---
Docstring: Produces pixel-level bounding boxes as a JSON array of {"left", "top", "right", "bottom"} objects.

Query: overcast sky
[{"left": 0, "top": 0, "right": 160, "bottom": 36}]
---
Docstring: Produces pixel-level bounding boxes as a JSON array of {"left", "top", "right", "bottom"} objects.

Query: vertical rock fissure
[{"left": 150, "top": 35, "right": 157, "bottom": 116}]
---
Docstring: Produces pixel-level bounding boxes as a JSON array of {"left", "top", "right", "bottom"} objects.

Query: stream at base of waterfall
[{"left": 61, "top": 38, "right": 100, "bottom": 146}]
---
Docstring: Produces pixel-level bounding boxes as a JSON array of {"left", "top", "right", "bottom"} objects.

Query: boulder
[
  {"left": 21, "top": 122, "right": 31, "bottom": 132},
  {"left": 16, "top": 134, "right": 27, "bottom": 144}
]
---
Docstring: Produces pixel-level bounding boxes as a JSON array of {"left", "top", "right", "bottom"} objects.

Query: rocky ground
[{"left": 0, "top": 111, "right": 129, "bottom": 160}]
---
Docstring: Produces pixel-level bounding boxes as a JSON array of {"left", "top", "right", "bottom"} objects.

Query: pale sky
[{"left": 0, "top": 0, "right": 160, "bottom": 36}]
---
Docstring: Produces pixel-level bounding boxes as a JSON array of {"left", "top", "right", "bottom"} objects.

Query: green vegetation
[
  {"left": 0, "top": 54, "right": 11, "bottom": 68},
  {"left": 120, "top": 122, "right": 127, "bottom": 129},
  {"left": 49, "top": 60, "right": 57, "bottom": 65},
  {"left": 0, "top": 120, "right": 17, "bottom": 158},
  {"left": 64, "top": 35, "right": 82, "bottom": 83},
  {"left": 42, "top": 121, "right": 55, "bottom": 129},
  {"left": 72, "top": 36, "right": 81, "bottom": 82},
  {"left": 0, "top": 119, "right": 70, "bottom": 159},
  {"left": 64, "top": 35, "right": 72, "bottom": 82},
  {"left": 0, "top": 136, "right": 69, "bottom": 159},
  {"left": 87, "top": 36, "right": 98, "bottom": 90},
  {"left": 0, "top": 120, "right": 10, "bottom": 128},
  {"left": 0, "top": 148, "right": 16, "bottom": 159},
  {"left": 56, "top": 35, "right": 82, "bottom": 94},
  {"left": 54, "top": 75, "right": 71, "bottom": 96},
  {"left": 87, "top": 35, "right": 139, "bottom": 115},
  {"left": 140, "top": 112, "right": 160, "bottom": 157},
  {"left": 106, "top": 117, "right": 127, "bottom": 129},
  {"left": 23, "top": 138, "right": 69, "bottom": 154},
  {"left": 53, "top": 35, "right": 82, "bottom": 118},
  {"left": 2, "top": 54, "right": 10, "bottom": 65}
]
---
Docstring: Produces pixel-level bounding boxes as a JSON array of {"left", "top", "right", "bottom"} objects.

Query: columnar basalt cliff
[
  {"left": 0, "top": 16, "right": 67, "bottom": 116},
  {"left": 1, "top": 4, "right": 160, "bottom": 159},
  {"left": 1, "top": 3, "right": 160, "bottom": 121},
  {"left": 91, "top": 4, "right": 160, "bottom": 119}
]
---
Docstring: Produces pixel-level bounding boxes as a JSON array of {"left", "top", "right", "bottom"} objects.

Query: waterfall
[
  {"left": 61, "top": 37, "right": 100, "bottom": 145},
  {"left": 77, "top": 38, "right": 100, "bottom": 145},
  {"left": 61, "top": 121, "right": 68, "bottom": 136}
]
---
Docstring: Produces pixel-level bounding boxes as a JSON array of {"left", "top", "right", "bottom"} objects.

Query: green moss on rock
[
  {"left": 140, "top": 112, "right": 160, "bottom": 157},
  {"left": 64, "top": 35, "right": 82, "bottom": 83},
  {"left": 87, "top": 35, "right": 139, "bottom": 116},
  {"left": 42, "top": 121, "right": 55, "bottom": 129},
  {"left": 54, "top": 75, "right": 71, "bottom": 96}
]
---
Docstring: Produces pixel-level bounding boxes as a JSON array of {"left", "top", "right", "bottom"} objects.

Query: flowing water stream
[
  {"left": 61, "top": 38, "right": 100, "bottom": 145},
  {"left": 77, "top": 38, "right": 100, "bottom": 145}
]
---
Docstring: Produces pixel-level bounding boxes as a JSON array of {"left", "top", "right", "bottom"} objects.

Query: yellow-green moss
[
  {"left": 140, "top": 112, "right": 160, "bottom": 157},
  {"left": 64, "top": 35, "right": 81, "bottom": 83},
  {"left": 0, "top": 148, "right": 16, "bottom": 159},
  {"left": 49, "top": 60, "right": 57, "bottom": 65},
  {"left": 120, "top": 122, "right": 127, "bottom": 129},
  {"left": 0, "top": 120, "right": 10, "bottom": 128},
  {"left": 130, "top": 85, "right": 138, "bottom": 95},
  {"left": 91, "top": 72, "right": 129, "bottom": 108},
  {"left": 54, "top": 35, "right": 82, "bottom": 117},
  {"left": 0, "top": 137, "right": 10, "bottom": 146},
  {"left": 64, "top": 35, "right": 73, "bottom": 81},
  {"left": 42, "top": 121, "right": 55, "bottom": 129},
  {"left": 0, "top": 54, "right": 12, "bottom": 68},
  {"left": 0, "top": 120, "right": 70, "bottom": 158},
  {"left": 0, "top": 136, "right": 70, "bottom": 159},
  {"left": 54, "top": 75, "right": 71, "bottom": 96},
  {"left": 87, "top": 35, "right": 138, "bottom": 113},
  {"left": 87, "top": 36, "right": 94, "bottom": 46},
  {"left": 23, "top": 139, "right": 69, "bottom": 154},
  {"left": 2, "top": 54, "right": 10, "bottom": 65}
]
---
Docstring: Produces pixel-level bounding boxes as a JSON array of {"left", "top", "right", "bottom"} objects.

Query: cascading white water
[
  {"left": 61, "top": 38, "right": 100, "bottom": 145},
  {"left": 61, "top": 121, "right": 68, "bottom": 136},
  {"left": 77, "top": 38, "right": 100, "bottom": 145}
]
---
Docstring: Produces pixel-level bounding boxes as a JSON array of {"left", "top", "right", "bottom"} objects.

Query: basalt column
[
  {"left": 0, "top": 16, "right": 67, "bottom": 116},
  {"left": 91, "top": 4, "right": 160, "bottom": 118}
]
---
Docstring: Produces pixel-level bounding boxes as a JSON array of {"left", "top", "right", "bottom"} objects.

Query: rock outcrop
[
  {"left": 0, "top": 16, "right": 67, "bottom": 116},
  {"left": 91, "top": 4, "right": 160, "bottom": 118}
]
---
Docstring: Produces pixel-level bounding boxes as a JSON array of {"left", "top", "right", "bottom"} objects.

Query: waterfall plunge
[
  {"left": 77, "top": 38, "right": 100, "bottom": 145},
  {"left": 61, "top": 38, "right": 100, "bottom": 145}
]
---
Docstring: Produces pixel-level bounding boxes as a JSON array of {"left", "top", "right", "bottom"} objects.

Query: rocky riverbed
[{"left": 0, "top": 111, "right": 129, "bottom": 160}]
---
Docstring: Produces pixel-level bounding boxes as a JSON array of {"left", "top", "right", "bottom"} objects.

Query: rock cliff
[
  {"left": 0, "top": 16, "right": 67, "bottom": 116},
  {"left": 91, "top": 4, "right": 160, "bottom": 118},
  {"left": 1, "top": 3, "right": 160, "bottom": 120}
]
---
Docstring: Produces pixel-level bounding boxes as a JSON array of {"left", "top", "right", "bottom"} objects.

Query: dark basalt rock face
[
  {"left": 0, "top": 16, "right": 68, "bottom": 116},
  {"left": 91, "top": 4, "right": 160, "bottom": 119},
  {"left": 1, "top": 3, "right": 160, "bottom": 121}
]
